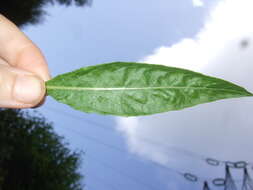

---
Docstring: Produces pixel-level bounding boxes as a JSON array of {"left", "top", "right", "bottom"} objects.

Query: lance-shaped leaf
[{"left": 46, "top": 62, "right": 252, "bottom": 116}]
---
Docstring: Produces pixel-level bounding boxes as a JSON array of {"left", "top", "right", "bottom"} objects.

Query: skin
[{"left": 0, "top": 14, "right": 50, "bottom": 108}]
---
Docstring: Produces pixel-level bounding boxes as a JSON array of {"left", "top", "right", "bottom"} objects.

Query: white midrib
[{"left": 46, "top": 85, "right": 248, "bottom": 94}]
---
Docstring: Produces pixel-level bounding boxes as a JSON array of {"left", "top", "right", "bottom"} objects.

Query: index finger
[{"left": 0, "top": 14, "right": 50, "bottom": 81}]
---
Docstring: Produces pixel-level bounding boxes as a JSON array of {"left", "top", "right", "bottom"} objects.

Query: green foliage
[
  {"left": 0, "top": 109, "right": 83, "bottom": 190},
  {"left": 0, "top": 0, "right": 91, "bottom": 27},
  {"left": 46, "top": 62, "right": 252, "bottom": 116}
]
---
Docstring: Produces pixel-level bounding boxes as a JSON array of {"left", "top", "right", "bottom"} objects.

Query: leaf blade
[{"left": 46, "top": 62, "right": 252, "bottom": 116}]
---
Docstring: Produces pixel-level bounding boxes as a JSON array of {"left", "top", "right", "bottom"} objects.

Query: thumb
[{"left": 0, "top": 63, "right": 45, "bottom": 108}]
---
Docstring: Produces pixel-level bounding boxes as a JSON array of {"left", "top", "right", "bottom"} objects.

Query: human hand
[{"left": 0, "top": 14, "right": 50, "bottom": 108}]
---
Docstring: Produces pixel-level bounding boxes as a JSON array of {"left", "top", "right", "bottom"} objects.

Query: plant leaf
[{"left": 46, "top": 62, "right": 252, "bottom": 116}]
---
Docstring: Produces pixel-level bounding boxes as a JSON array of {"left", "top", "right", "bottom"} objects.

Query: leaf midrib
[{"left": 46, "top": 85, "right": 250, "bottom": 95}]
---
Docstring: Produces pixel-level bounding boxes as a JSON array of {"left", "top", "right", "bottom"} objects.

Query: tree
[
  {"left": 0, "top": 109, "right": 83, "bottom": 190},
  {"left": 0, "top": 0, "right": 91, "bottom": 27}
]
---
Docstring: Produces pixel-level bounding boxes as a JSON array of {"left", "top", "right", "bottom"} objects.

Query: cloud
[
  {"left": 192, "top": 0, "right": 204, "bottom": 7},
  {"left": 116, "top": 0, "right": 253, "bottom": 187}
]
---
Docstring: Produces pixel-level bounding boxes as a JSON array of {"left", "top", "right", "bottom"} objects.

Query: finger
[
  {"left": 0, "top": 63, "right": 45, "bottom": 108},
  {"left": 0, "top": 14, "right": 50, "bottom": 81}
]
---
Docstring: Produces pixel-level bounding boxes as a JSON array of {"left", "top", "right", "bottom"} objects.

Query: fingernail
[{"left": 13, "top": 75, "right": 45, "bottom": 104}]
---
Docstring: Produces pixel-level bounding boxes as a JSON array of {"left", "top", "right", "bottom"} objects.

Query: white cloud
[
  {"left": 192, "top": 0, "right": 204, "bottom": 7},
  {"left": 116, "top": 0, "right": 253, "bottom": 186}
]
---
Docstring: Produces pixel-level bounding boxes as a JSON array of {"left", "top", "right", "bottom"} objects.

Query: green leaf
[{"left": 46, "top": 62, "right": 252, "bottom": 116}]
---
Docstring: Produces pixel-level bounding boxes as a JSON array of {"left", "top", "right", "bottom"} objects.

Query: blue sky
[{"left": 21, "top": 0, "right": 253, "bottom": 189}]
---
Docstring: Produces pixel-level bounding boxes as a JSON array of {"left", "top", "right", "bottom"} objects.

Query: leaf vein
[{"left": 46, "top": 85, "right": 248, "bottom": 95}]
